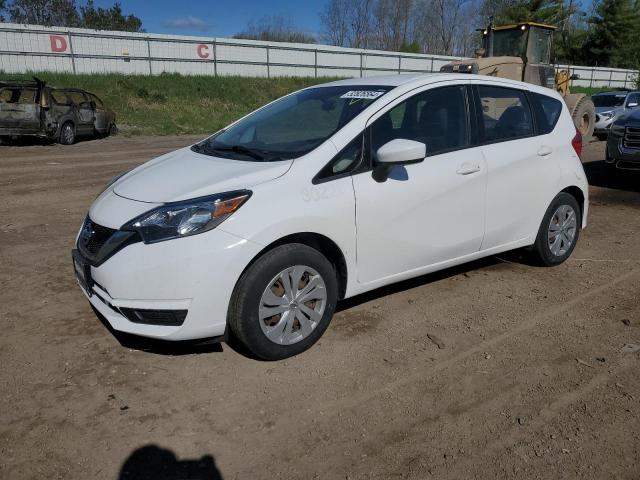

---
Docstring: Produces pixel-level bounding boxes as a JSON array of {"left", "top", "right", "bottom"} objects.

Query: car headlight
[
  {"left": 122, "top": 190, "right": 251, "bottom": 244},
  {"left": 600, "top": 111, "right": 615, "bottom": 120}
]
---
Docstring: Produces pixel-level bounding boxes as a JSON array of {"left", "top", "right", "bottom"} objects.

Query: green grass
[
  {"left": 0, "top": 72, "right": 341, "bottom": 136},
  {"left": 2, "top": 72, "right": 631, "bottom": 136}
]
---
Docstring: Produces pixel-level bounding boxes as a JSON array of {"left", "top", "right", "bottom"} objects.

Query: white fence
[{"left": 0, "top": 23, "right": 637, "bottom": 89}]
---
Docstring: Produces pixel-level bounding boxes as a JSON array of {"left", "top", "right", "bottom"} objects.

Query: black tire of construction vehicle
[{"left": 571, "top": 97, "right": 595, "bottom": 138}]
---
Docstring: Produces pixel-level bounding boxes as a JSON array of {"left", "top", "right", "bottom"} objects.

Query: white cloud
[{"left": 164, "top": 16, "right": 210, "bottom": 31}]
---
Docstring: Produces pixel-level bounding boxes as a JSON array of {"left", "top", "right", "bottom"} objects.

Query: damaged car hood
[{"left": 113, "top": 147, "right": 293, "bottom": 203}]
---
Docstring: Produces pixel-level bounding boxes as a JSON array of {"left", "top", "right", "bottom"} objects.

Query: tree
[
  {"left": 0, "top": 0, "right": 6, "bottom": 21},
  {"left": 8, "top": 0, "right": 80, "bottom": 27},
  {"left": 80, "top": 0, "right": 143, "bottom": 32},
  {"left": 583, "top": 0, "right": 640, "bottom": 69},
  {"left": 234, "top": 15, "right": 316, "bottom": 43}
]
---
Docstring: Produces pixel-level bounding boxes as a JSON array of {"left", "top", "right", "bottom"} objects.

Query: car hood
[{"left": 113, "top": 147, "right": 293, "bottom": 203}]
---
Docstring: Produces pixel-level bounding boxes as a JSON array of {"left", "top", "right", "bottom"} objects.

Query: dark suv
[
  {"left": 606, "top": 109, "right": 640, "bottom": 169},
  {"left": 0, "top": 78, "right": 116, "bottom": 145}
]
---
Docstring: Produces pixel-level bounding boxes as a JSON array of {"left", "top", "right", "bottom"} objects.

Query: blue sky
[{"left": 92, "top": 0, "right": 327, "bottom": 38}]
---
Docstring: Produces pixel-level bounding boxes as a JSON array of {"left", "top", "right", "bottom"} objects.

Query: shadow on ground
[{"left": 119, "top": 445, "right": 223, "bottom": 480}]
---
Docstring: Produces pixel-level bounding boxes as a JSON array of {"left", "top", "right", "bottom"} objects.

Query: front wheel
[
  {"left": 531, "top": 193, "right": 581, "bottom": 266},
  {"left": 228, "top": 243, "right": 338, "bottom": 360}
]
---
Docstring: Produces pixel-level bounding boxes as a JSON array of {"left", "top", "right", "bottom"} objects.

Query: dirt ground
[{"left": 1, "top": 135, "right": 639, "bottom": 480}]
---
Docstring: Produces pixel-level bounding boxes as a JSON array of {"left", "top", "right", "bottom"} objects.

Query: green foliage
[
  {"left": 583, "top": 0, "right": 640, "bottom": 69},
  {"left": 8, "top": 0, "right": 80, "bottom": 27},
  {"left": 0, "top": 72, "right": 340, "bottom": 136},
  {"left": 0, "top": 0, "right": 6, "bottom": 21},
  {"left": 80, "top": 0, "right": 143, "bottom": 32},
  {"left": 399, "top": 41, "right": 421, "bottom": 53},
  {"left": 6, "top": 0, "right": 143, "bottom": 31},
  {"left": 481, "top": 0, "right": 572, "bottom": 25}
]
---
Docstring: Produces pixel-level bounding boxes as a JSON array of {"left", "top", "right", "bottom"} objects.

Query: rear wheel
[
  {"left": 59, "top": 122, "right": 75, "bottom": 145},
  {"left": 531, "top": 193, "right": 581, "bottom": 266},
  {"left": 228, "top": 243, "right": 338, "bottom": 360},
  {"left": 107, "top": 123, "right": 117, "bottom": 137}
]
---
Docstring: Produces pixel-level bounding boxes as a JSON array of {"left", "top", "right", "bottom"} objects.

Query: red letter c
[{"left": 197, "top": 44, "right": 209, "bottom": 59}]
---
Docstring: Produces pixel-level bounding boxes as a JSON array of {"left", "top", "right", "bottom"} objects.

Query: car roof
[{"left": 316, "top": 73, "right": 562, "bottom": 98}]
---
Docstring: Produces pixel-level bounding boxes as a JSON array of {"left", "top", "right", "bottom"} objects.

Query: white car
[{"left": 73, "top": 74, "right": 588, "bottom": 360}]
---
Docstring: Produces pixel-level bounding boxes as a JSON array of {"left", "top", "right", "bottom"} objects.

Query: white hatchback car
[{"left": 73, "top": 74, "right": 588, "bottom": 359}]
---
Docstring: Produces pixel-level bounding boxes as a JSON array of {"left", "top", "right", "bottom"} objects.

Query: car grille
[
  {"left": 624, "top": 127, "right": 640, "bottom": 149},
  {"left": 77, "top": 216, "right": 141, "bottom": 266}
]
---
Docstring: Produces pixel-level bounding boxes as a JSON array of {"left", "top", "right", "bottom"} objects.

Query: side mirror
[{"left": 373, "top": 139, "right": 426, "bottom": 182}]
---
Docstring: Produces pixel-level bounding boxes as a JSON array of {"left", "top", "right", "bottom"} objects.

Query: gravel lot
[{"left": 1, "top": 136, "right": 639, "bottom": 479}]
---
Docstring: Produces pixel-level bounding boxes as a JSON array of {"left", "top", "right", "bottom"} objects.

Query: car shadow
[
  {"left": 92, "top": 305, "right": 224, "bottom": 356},
  {"left": 118, "top": 445, "right": 223, "bottom": 480},
  {"left": 583, "top": 159, "right": 640, "bottom": 193}
]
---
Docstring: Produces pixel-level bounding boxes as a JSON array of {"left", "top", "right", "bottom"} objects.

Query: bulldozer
[{"left": 441, "top": 22, "right": 595, "bottom": 137}]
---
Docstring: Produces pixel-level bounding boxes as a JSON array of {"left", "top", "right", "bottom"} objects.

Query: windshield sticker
[{"left": 340, "top": 90, "right": 385, "bottom": 100}]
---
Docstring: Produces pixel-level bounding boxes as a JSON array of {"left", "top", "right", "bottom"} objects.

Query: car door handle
[
  {"left": 537, "top": 145, "right": 553, "bottom": 156},
  {"left": 456, "top": 163, "right": 481, "bottom": 175}
]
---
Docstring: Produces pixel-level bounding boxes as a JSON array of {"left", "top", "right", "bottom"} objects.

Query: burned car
[{"left": 0, "top": 78, "right": 116, "bottom": 145}]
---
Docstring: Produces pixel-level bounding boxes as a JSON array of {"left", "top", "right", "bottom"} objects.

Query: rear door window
[
  {"left": 66, "top": 91, "right": 89, "bottom": 106},
  {"left": 477, "top": 85, "right": 534, "bottom": 142},
  {"left": 531, "top": 92, "right": 563, "bottom": 134},
  {"left": 51, "top": 89, "right": 70, "bottom": 105}
]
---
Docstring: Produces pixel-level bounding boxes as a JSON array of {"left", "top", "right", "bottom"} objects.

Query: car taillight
[{"left": 571, "top": 127, "right": 582, "bottom": 157}]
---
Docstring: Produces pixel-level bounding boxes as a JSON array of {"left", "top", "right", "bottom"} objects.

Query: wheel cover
[
  {"left": 258, "top": 265, "right": 327, "bottom": 345},
  {"left": 548, "top": 204, "right": 577, "bottom": 257}
]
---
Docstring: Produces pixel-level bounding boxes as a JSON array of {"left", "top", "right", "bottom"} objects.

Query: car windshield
[
  {"left": 593, "top": 94, "right": 626, "bottom": 108},
  {"left": 192, "top": 85, "right": 392, "bottom": 161}
]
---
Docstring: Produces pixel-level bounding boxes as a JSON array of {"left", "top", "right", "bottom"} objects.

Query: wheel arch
[
  {"left": 239, "top": 232, "right": 349, "bottom": 300},
  {"left": 560, "top": 185, "right": 585, "bottom": 220}
]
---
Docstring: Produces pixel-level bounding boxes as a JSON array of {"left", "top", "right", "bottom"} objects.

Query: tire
[
  {"left": 595, "top": 133, "right": 607, "bottom": 141},
  {"left": 59, "top": 122, "right": 76, "bottom": 145},
  {"left": 531, "top": 192, "right": 581, "bottom": 267},
  {"left": 228, "top": 243, "right": 339, "bottom": 360},
  {"left": 571, "top": 96, "right": 595, "bottom": 138},
  {"left": 108, "top": 123, "right": 118, "bottom": 136}
]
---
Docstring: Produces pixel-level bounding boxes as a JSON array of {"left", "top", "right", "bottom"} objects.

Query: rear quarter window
[{"left": 531, "top": 92, "right": 563, "bottom": 134}]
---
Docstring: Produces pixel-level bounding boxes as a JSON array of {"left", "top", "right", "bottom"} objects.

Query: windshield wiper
[{"left": 209, "top": 144, "right": 266, "bottom": 161}]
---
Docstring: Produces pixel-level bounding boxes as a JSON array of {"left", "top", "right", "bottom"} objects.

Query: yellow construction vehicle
[{"left": 441, "top": 22, "right": 595, "bottom": 137}]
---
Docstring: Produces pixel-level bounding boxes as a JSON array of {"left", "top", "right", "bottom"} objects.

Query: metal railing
[{"left": 0, "top": 23, "right": 637, "bottom": 88}]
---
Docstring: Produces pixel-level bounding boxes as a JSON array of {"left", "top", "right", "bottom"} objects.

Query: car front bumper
[
  {"left": 606, "top": 134, "right": 640, "bottom": 168},
  {"left": 73, "top": 226, "right": 264, "bottom": 341}
]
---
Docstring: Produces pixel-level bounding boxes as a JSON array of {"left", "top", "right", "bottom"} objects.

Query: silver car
[{"left": 593, "top": 90, "right": 640, "bottom": 140}]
